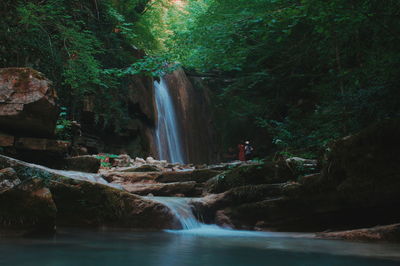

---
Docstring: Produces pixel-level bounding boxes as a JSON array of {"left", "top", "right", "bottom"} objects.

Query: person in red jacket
[{"left": 238, "top": 142, "right": 246, "bottom": 161}]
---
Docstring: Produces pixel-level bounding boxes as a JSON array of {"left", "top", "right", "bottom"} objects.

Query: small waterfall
[
  {"left": 148, "top": 196, "right": 295, "bottom": 237},
  {"left": 154, "top": 77, "right": 185, "bottom": 164},
  {"left": 150, "top": 197, "right": 201, "bottom": 230}
]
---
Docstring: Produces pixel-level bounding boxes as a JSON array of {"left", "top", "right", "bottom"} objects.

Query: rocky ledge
[{"left": 0, "top": 154, "right": 180, "bottom": 236}]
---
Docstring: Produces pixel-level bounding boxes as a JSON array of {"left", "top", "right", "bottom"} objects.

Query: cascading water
[
  {"left": 154, "top": 77, "right": 185, "bottom": 164},
  {"left": 149, "top": 196, "right": 311, "bottom": 237}
]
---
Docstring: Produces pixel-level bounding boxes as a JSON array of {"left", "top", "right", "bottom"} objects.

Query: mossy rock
[
  {"left": 321, "top": 119, "right": 400, "bottom": 205},
  {"left": 206, "top": 162, "right": 293, "bottom": 193},
  {"left": 48, "top": 180, "right": 179, "bottom": 229},
  {"left": 0, "top": 178, "right": 56, "bottom": 236}
]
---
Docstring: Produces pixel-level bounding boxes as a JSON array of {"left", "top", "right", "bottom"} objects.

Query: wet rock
[
  {"left": 121, "top": 181, "right": 199, "bottom": 197},
  {"left": 102, "top": 171, "right": 161, "bottom": 183},
  {"left": 0, "top": 167, "right": 21, "bottom": 192},
  {"left": 63, "top": 156, "right": 100, "bottom": 173},
  {"left": 48, "top": 179, "right": 179, "bottom": 229},
  {"left": 0, "top": 178, "right": 57, "bottom": 236},
  {"left": 0, "top": 154, "right": 180, "bottom": 230},
  {"left": 215, "top": 210, "right": 234, "bottom": 228},
  {"left": 0, "top": 68, "right": 59, "bottom": 137},
  {"left": 156, "top": 169, "right": 221, "bottom": 184},
  {"left": 317, "top": 224, "right": 400, "bottom": 242}
]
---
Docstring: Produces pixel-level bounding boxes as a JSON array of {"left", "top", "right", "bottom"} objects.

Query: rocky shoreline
[{"left": 1, "top": 118, "right": 399, "bottom": 243}]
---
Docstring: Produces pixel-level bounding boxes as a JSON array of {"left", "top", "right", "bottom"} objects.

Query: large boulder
[
  {"left": 320, "top": 119, "right": 400, "bottom": 206},
  {"left": 0, "top": 68, "right": 59, "bottom": 137},
  {"left": 0, "top": 154, "right": 180, "bottom": 230},
  {"left": 205, "top": 162, "right": 293, "bottom": 193},
  {"left": 0, "top": 178, "right": 57, "bottom": 236},
  {"left": 48, "top": 179, "right": 179, "bottom": 229},
  {"left": 63, "top": 155, "right": 100, "bottom": 173}
]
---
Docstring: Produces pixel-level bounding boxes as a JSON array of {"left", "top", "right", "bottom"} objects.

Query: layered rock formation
[
  {"left": 0, "top": 68, "right": 69, "bottom": 166},
  {"left": 0, "top": 154, "right": 179, "bottom": 236},
  {"left": 0, "top": 68, "right": 59, "bottom": 138},
  {"left": 192, "top": 119, "right": 400, "bottom": 235}
]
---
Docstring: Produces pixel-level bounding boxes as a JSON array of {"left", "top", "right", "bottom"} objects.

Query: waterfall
[
  {"left": 154, "top": 77, "right": 185, "bottom": 164},
  {"left": 148, "top": 196, "right": 274, "bottom": 237},
  {"left": 150, "top": 197, "right": 202, "bottom": 230}
]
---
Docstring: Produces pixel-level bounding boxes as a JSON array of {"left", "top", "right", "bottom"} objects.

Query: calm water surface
[{"left": 1, "top": 228, "right": 399, "bottom": 266}]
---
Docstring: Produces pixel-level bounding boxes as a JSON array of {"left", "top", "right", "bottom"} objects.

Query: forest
[
  {"left": 1, "top": 0, "right": 399, "bottom": 159},
  {"left": 1, "top": 1, "right": 400, "bottom": 264}
]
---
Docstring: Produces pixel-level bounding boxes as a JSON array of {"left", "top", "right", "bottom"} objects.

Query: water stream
[
  {"left": 154, "top": 77, "right": 185, "bottom": 164},
  {"left": 150, "top": 196, "right": 313, "bottom": 238}
]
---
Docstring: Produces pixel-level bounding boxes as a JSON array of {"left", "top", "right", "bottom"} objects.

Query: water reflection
[{"left": 1, "top": 228, "right": 399, "bottom": 266}]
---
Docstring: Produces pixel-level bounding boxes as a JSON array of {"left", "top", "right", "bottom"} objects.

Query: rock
[
  {"left": 121, "top": 181, "right": 199, "bottom": 197},
  {"left": 113, "top": 154, "right": 132, "bottom": 167},
  {"left": 192, "top": 183, "right": 289, "bottom": 225},
  {"left": 0, "top": 154, "right": 180, "bottom": 230},
  {"left": 15, "top": 137, "right": 69, "bottom": 153},
  {"left": 0, "top": 178, "right": 57, "bottom": 236},
  {"left": 135, "top": 157, "right": 146, "bottom": 164},
  {"left": 156, "top": 169, "right": 221, "bottom": 184},
  {"left": 0, "top": 133, "right": 14, "bottom": 147},
  {"left": 129, "top": 164, "right": 162, "bottom": 172},
  {"left": 215, "top": 210, "right": 234, "bottom": 228},
  {"left": 286, "top": 157, "right": 318, "bottom": 167},
  {"left": 205, "top": 162, "right": 293, "bottom": 193},
  {"left": 63, "top": 156, "right": 100, "bottom": 173},
  {"left": 146, "top": 157, "right": 156, "bottom": 163},
  {"left": 48, "top": 179, "right": 180, "bottom": 229},
  {"left": 0, "top": 167, "right": 21, "bottom": 192},
  {"left": 0, "top": 68, "right": 59, "bottom": 137},
  {"left": 102, "top": 171, "right": 161, "bottom": 183},
  {"left": 317, "top": 224, "right": 400, "bottom": 242},
  {"left": 320, "top": 119, "right": 400, "bottom": 206},
  {"left": 164, "top": 68, "right": 218, "bottom": 164}
]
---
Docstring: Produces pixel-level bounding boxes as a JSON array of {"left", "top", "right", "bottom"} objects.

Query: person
[
  {"left": 244, "top": 140, "right": 254, "bottom": 161},
  {"left": 238, "top": 142, "right": 246, "bottom": 161}
]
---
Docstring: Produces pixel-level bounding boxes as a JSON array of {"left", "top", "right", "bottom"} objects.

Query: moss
[
  {"left": 48, "top": 180, "right": 177, "bottom": 229},
  {"left": 208, "top": 162, "right": 293, "bottom": 193}
]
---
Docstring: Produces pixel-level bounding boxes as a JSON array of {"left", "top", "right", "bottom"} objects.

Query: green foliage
[
  {"left": 0, "top": 0, "right": 162, "bottom": 131},
  {"left": 161, "top": 0, "right": 400, "bottom": 156},
  {"left": 55, "top": 107, "right": 73, "bottom": 140}
]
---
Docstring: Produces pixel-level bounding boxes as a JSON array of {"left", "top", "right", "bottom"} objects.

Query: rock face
[
  {"left": 194, "top": 119, "right": 400, "bottom": 233},
  {"left": 164, "top": 68, "right": 218, "bottom": 164},
  {"left": 78, "top": 74, "right": 157, "bottom": 158},
  {"left": 0, "top": 68, "right": 59, "bottom": 137},
  {"left": 0, "top": 154, "right": 180, "bottom": 234}
]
